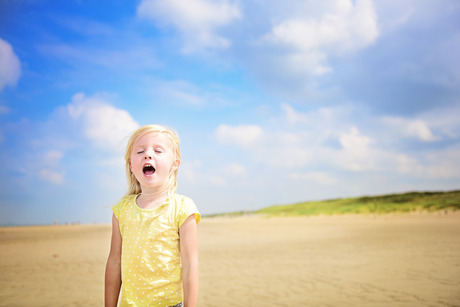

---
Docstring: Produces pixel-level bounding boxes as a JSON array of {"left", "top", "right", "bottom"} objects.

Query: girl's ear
[{"left": 172, "top": 159, "right": 181, "bottom": 170}]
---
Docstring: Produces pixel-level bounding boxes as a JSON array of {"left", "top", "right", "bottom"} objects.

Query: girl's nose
[{"left": 144, "top": 153, "right": 152, "bottom": 159}]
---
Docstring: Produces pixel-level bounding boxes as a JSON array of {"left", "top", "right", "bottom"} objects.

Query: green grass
[{"left": 254, "top": 190, "right": 460, "bottom": 217}]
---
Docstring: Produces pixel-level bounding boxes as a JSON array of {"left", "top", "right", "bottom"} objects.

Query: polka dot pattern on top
[{"left": 113, "top": 194, "right": 200, "bottom": 306}]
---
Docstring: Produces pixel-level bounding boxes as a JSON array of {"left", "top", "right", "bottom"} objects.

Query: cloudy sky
[{"left": 1, "top": 0, "right": 459, "bottom": 225}]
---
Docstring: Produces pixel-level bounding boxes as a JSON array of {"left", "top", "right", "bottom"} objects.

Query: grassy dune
[{"left": 255, "top": 190, "right": 460, "bottom": 217}]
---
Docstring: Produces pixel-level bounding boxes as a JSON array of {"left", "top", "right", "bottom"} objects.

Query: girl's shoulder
[
  {"left": 171, "top": 193, "right": 200, "bottom": 226},
  {"left": 112, "top": 194, "right": 137, "bottom": 216},
  {"left": 172, "top": 193, "right": 191, "bottom": 203},
  {"left": 171, "top": 193, "right": 196, "bottom": 209},
  {"left": 118, "top": 194, "right": 137, "bottom": 206}
]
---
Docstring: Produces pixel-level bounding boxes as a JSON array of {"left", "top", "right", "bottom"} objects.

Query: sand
[{"left": 1, "top": 213, "right": 459, "bottom": 306}]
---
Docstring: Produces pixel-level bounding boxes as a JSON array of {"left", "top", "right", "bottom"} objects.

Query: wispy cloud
[
  {"left": 213, "top": 103, "right": 460, "bottom": 181},
  {"left": 262, "top": 0, "right": 379, "bottom": 75},
  {"left": 382, "top": 117, "right": 437, "bottom": 142},
  {"left": 66, "top": 93, "right": 139, "bottom": 151},
  {"left": 39, "top": 169, "right": 65, "bottom": 185},
  {"left": 37, "top": 42, "right": 160, "bottom": 73},
  {"left": 137, "top": 0, "right": 241, "bottom": 53},
  {"left": 216, "top": 124, "right": 264, "bottom": 147},
  {"left": 0, "top": 38, "right": 21, "bottom": 91}
]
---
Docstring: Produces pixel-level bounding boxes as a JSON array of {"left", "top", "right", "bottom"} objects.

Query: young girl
[{"left": 105, "top": 125, "right": 200, "bottom": 307}]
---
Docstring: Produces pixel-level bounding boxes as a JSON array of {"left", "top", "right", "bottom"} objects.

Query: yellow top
[{"left": 112, "top": 194, "right": 200, "bottom": 307}]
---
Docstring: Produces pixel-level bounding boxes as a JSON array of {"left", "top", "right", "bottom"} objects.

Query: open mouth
[{"left": 143, "top": 164, "right": 156, "bottom": 175}]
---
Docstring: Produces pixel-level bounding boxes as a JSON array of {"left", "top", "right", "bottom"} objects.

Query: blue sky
[{"left": 1, "top": 0, "right": 459, "bottom": 225}]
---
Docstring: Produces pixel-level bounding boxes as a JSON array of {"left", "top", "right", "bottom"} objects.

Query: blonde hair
[{"left": 124, "top": 124, "right": 181, "bottom": 197}]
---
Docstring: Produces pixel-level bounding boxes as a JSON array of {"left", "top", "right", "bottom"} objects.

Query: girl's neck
[{"left": 137, "top": 185, "right": 170, "bottom": 209}]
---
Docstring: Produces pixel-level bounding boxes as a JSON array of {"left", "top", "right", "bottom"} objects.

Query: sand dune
[{"left": 1, "top": 213, "right": 459, "bottom": 306}]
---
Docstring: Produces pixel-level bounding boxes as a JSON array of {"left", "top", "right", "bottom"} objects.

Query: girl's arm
[
  {"left": 105, "top": 214, "right": 122, "bottom": 307},
  {"left": 180, "top": 215, "right": 199, "bottom": 307}
]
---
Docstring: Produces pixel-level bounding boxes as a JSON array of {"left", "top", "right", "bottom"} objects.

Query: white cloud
[
  {"left": 383, "top": 117, "right": 437, "bottom": 142},
  {"left": 215, "top": 104, "right": 454, "bottom": 179},
  {"left": 0, "top": 38, "right": 21, "bottom": 91},
  {"left": 281, "top": 103, "right": 354, "bottom": 134},
  {"left": 281, "top": 103, "right": 351, "bottom": 130},
  {"left": 282, "top": 103, "right": 311, "bottom": 125},
  {"left": 278, "top": 104, "right": 460, "bottom": 182},
  {"left": 278, "top": 104, "right": 460, "bottom": 180},
  {"left": 39, "top": 169, "right": 65, "bottom": 185},
  {"left": 6, "top": 94, "right": 140, "bottom": 191},
  {"left": 179, "top": 159, "right": 229, "bottom": 187},
  {"left": 9, "top": 93, "right": 139, "bottom": 187},
  {"left": 222, "top": 163, "right": 247, "bottom": 177},
  {"left": 137, "top": 0, "right": 240, "bottom": 52},
  {"left": 337, "top": 126, "right": 376, "bottom": 171},
  {"left": 216, "top": 124, "right": 264, "bottom": 147},
  {"left": 262, "top": 0, "right": 379, "bottom": 75},
  {"left": 418, "top": 104, "right": 460, "bottom": 140},
  {"left": 42, "top": 150, "right": 64, "bottom": 167},
  {"left": 406, "top": 120, "right": 437, "bottom": 142},
  {"left": 34, "top": 151, "right": 66, "bottom": 184},
  {"left": 265, "top": 133, "right": 314, "bottom": 168},
  {"left": 67, "top": 93, "right": 140, "bottom": 151},
  {"left": 215, "top": 123, "right": 313, "bottom": 168}
]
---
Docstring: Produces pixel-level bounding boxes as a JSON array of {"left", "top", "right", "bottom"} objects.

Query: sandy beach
[{"left": 1, "top": 213, "right": 459, "bottom": 306}]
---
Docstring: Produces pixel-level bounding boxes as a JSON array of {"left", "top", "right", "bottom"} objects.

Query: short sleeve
[
  {"left": 112, "top": 198, "right": 125, "bottom": 219},
  {"left": 112, "top": 195, "right": 132, "bottom": 235},
  {"left": 177, "top": 196, "right": 201, "bottom": 228}
]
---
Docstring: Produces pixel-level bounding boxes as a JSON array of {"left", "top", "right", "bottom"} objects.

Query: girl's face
[{"left": 129, "top": 132, "right": 178, "bottom": 193}]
